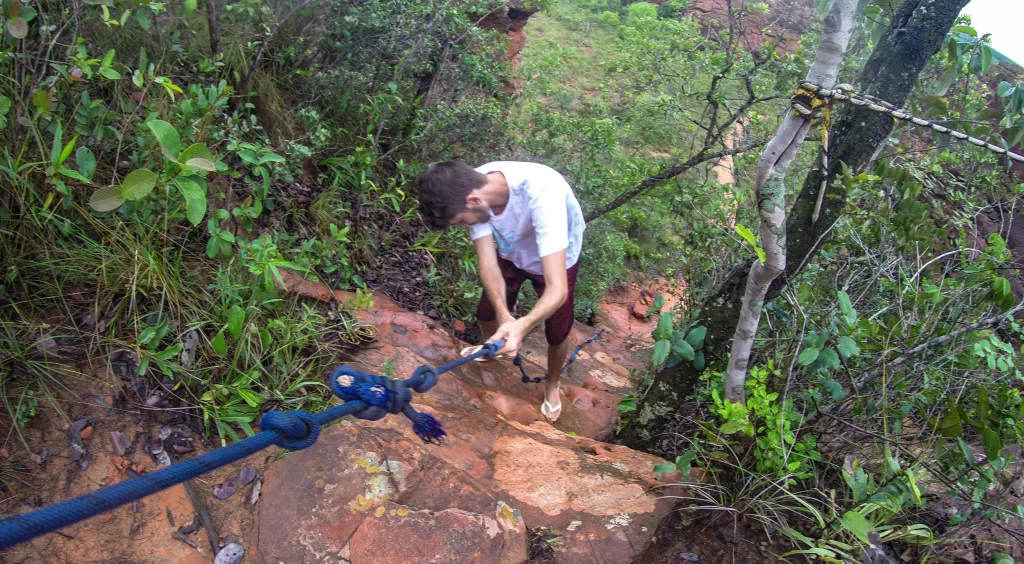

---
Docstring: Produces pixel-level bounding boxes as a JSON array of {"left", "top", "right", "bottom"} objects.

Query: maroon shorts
[{"left": 477, "top": 257, "right": 579, "bottom": 346}]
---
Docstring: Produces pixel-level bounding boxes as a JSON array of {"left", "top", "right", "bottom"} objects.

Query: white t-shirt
[{"left": 469, "top": 161, "right": 585, "bottom": 275}]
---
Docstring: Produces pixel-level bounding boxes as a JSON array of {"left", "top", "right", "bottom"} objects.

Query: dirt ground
[{"left": 0, "top": 358, "right": 275, "bottom": 563}]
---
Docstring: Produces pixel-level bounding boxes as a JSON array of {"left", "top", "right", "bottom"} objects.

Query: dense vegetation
[{"left": 2, "top": 0, "right": 1024, "bottom": 560}]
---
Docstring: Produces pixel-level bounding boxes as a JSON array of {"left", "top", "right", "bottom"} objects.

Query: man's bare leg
[
  {"left": 480, "top": 320, "right": 500, "bottom": 342},
  {"left": 544, "top": 339, "right": 571, "bottom": 421}
]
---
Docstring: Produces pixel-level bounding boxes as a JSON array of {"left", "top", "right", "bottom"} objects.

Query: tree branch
[{"left": 583, "top": 140, "right": 766, "bottom": 223}]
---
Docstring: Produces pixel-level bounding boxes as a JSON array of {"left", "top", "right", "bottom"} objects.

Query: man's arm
[
  {"left": 474, "top": 235, "right": 513, "bottom": 325},
  {"left": 488, "top": 249, "right": 567, "bottom": 356}
]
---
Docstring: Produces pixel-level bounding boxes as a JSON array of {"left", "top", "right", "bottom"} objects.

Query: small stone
[
  {"left": 213, "top": 478, "right": 237, "bottom": 500},
  {"left": 0, "top": 448, "right": 9, "bottom": 460},
  {"left": 80, "top": 426, "right": 93, "bottom": 440},
  {"left": 680, "top": 553, "right": 700, "bottom": 562},
  {"left": 214, "top": 542, "right": 244, "bottom": 564},
  {"left": 98, "top": 514, "right": 113, "bottom": 523},
  {"left": 250, "top": 477, "right": 262, "bottom": 505},
  {"left": 238, "top": 465, "right": 257, "bottom": 486}
]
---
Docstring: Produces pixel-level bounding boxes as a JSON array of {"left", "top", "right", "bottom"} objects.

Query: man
[{"left": 417, "top": 161, "right": 585, "bottom": 421}]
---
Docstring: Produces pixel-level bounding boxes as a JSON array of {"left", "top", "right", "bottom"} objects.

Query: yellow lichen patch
[
  {"left": 396, "top": 507, "right": 409, "bottom": 517},
  {"left": 366, "top": 466, "right": 381, "bottom": 473},
  {"left": 348, "top": 474, "right": 394, "bottom": 513},
  {"left": 389, "top": 510, "right": 396, "bottom": 516},
  {"left": 374, "top": 506, "right": 386, "bottom": 518},
  {"left": 496, "top": 501, "right": 520, "bottom": 527}
]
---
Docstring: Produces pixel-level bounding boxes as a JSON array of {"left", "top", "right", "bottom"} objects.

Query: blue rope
[
  {"left": 0, "top": 340, "right": 504, "bottom": 550},
  {"left": 514, "top": 329, "right": 604, "bottom": 384}
]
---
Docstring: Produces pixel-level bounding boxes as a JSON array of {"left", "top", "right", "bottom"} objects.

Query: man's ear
[{"left": 466, "top": 191, "right": 485, "bottom": 208}]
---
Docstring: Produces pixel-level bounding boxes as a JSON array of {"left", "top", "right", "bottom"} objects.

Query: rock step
[{"left": 250, "top": 289, "right": 686, "bottom": 563}]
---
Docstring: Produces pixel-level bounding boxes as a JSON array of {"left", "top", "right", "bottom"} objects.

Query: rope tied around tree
[
  {"left": 795, "top": 80, "right": 1024, "bottom": 164},
  {"left": 0, "top": 340, "right": 504, "bottom": 550}
]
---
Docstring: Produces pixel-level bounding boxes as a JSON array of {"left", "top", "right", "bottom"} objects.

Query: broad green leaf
[
  {"left": 819, "top": 347, "right": 841, "bottom": 370},
  {"left": 174, "top": 177, "right": 207, "bottom": 226},
  {"left": 120, "top": 169, "right": 158, "bottom": 200},
  {"left": 933, "top": 65, "right": 957, "bottom": 97},
  {"left": 998, "top": 81, "right": 1015, "bottom": 98},
  {"left": 101, "top": 49, "right": 115, "bottom": 68},
  {"left": 0, "top": 95, "right": 10, "bottom": 115},
  {"left": 257, "top": 152, "right": 285, "bottom": 165},
  {"left": 980, "top": 45, "right": 993, "bottom": 73},
  {"left": 237, "top": 148, "right": 257, "bottom": 164},
  {"left": 656, "top": 312, "right": 673, "bottom": 340},
  {"left": 982, "top": 428, "right": 1002, "bottom": 461},
  {"left": 617, "top": 395, "right": 637, "bottom": 414},
  {"left": 823, "top": 378, "right": 846, "bottom": 401},
  {"left": 227, "top": 305, "right": 244, "bottom": 339},
  {"left": 692, "top": 351, "right": 705, "bottom": 370},
  {"left": 206, "top": 236, "right": 220, "bottom": 259},
  {"left": 838, "top": 511, "right": 873, "bottom": 544},
  {"left": 237, "top": 388, "right": 265, "bottom": 408},
  {"left": 797, "top": 348, "right": 819, "bottom": 366},
  {"left": 652, "top": 339, "right": 671, "bottom": 365},
  {"left": 184, "top": 0, "right": 197, "bottom": 14},
  {"left": 838, "top": 290, "right": 856, "bottom": 325},
  {"left": 31, "top": 88, "right": 50, "bottom": 114},
  {"left": 685, "top": 326, "right": 706, "bottom": 350},
  {"left": 147, "top": 119, "right": 180, "bottom": 161},
  {"left": 951, "top": 25, "right": 977, "bottom": 38},
  {"left": 674, "top": 451, "right": 696, "bottom": 476},
  {"left": 671, "top": 335, "right": 695, "bottom": 361},
  {"left": 653, "top": 462, "right": 676, "bottom": 474},
  {"left": 135, "top": 6, "right": 152, "bottom": 29},
  {"left": 211, "top": 331, "right": 227, "bottom": 356},
  {"left": 836, "top": 336, "right": 860, "bottom": 359},
  {"left": 992, "top": 553, "right": 1015, "bottom": 564},
  {"left": 76, "top": 147, "right": 96, "bottom": 181},
  {"left": 132, "top": 69, "right": 144, "bottom": 88},
  {"left": 180, "top": 143, "right": 214, "bottom": 163},
  {"left": 665, "top": 352, "right": 682, "bottom": 368},
  {"left": 735, "top": 223, "right": 766, "bottom": 264},
  {"left": 89, "top": 185, "right": 125, "bottom": 212},
  {"left": 969, "top": 53, "right": 982, "bottom": 75},
  {"left": 7, "top": 17, "right": 28, "bottom": 39},
  {"left": 98, "top": 67, "right": 121, "bottom": 80},
  {"left": 259, "top": 327, "right": 272, "bottom": 349},
  {"left": 186, "top": 157, "right": 216, "bottom": 171}
]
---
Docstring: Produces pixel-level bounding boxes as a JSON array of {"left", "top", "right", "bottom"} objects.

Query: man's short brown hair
[{"left": 417, "top": 161, "right": 488, "bottom": 228}]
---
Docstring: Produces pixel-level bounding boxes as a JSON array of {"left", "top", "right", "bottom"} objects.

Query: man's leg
[
  {"left": 536, "top": 261, "right": 580, "bottom": 419},
  {"left": 545, "top": 339, "right": 571, "bottom": 409},
  {"left": 476, "top": 258, "right": 525, "bottom": 344}
]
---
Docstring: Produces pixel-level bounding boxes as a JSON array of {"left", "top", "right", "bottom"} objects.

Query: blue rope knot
[
  {"left": 260, "top": 410, "right": 320, "bottom": 450},
  {"left": 328, "top": 366, "right": 447, "bottom": 444}
]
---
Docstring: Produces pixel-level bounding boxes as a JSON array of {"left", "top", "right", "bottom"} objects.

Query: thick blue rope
[{"left": 0, "top": 340, "right": 503, "bottom": 550}]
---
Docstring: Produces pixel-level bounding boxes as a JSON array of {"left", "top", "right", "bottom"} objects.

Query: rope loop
[
  {"left": 407, "top": 365, "right": 439, "bottom": 393},
  {"left": 260, "top": 410, "right": 321, "bottom": 450}
]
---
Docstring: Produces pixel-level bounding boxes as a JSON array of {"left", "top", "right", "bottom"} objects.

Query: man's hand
[{"left": 488, "top": 318, "right": 526, "bottom": 357}]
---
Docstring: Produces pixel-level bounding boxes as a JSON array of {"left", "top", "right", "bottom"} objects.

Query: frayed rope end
[{"left": 412, "top": 412, "right": 446, "bottom": 445}]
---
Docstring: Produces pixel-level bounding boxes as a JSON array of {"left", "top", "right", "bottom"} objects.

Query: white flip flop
[
  {"left": 541, "top": 399, "right": 562, "bottom": 422},
  {"left": 461, "top": 345, "right": 503, "bottom": 362}
]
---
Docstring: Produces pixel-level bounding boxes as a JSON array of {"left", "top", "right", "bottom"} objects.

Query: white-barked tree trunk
[{"left": 724, "top": 0, "right": 858, "bottom": 403}]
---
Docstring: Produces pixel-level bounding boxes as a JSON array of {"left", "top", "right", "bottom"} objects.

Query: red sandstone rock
[{"left": 252, "top": 284, "right": 687, "bottom": 563}]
